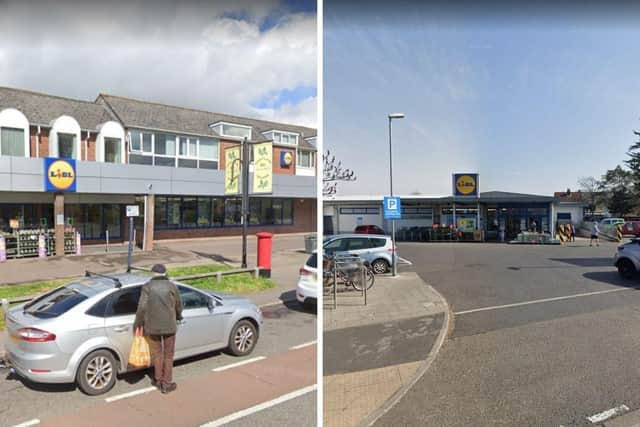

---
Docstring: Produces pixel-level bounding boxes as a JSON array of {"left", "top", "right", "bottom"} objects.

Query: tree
[
  {"left": 323, "top": 150, "right": 356, "bottom": 196},
  {"left": 599, "top": 165, "right": 635, "bottom": 217},
  {"left": 625, "top": 130, "right": 640, "bottom": 196},
  {"left": 577, "top": 176, "right": 602, "bottom": 215}
]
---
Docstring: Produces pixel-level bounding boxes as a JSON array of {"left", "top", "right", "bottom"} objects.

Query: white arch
[
  {"left": 0, "top": 108, "right": 30, "bottom": 157},
  {"left": 96, "top": 121, "right": 126, "bottom": 163},
  {"left": 49, "top": 115, "right": 81, "bottom": 159}
]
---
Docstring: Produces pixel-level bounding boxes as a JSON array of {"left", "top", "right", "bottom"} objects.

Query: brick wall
[{"left": 273, "top": 146, "right": 296, "bottom": 175}]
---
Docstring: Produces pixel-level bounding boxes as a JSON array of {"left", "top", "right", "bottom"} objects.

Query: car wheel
[
  {"left": 371, "top": 259, "right": 389, "bottom": 274},
  {"left": 76, "top": 350, "right": 117, "bottom": 396},
  {"left": 617, "top": 259, "right": 636, "bottom": 279},
  {"left": 228, "top": 320, "right": 259, "bottom": 356}
]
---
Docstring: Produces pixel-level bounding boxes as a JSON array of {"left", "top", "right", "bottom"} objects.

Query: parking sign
[{"left": 384, "top": 196, "right": 402, "bottom": 219}]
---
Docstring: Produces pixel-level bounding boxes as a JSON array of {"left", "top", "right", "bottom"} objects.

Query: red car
[
  {"left": 354, "top": 225, "right": 386, "bottom": 235},
  {"left": 622, "top": 221, "right": 640, "bottom": 237}
]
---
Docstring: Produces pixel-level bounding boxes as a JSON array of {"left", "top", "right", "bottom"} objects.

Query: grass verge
[{"left": 0, "top": 264, "right": 275, "bottom": 330}]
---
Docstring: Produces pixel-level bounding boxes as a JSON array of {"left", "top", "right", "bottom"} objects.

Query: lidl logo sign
[
  {"left": 44, "top": 158, "right": 76, "bottom": 192},
  {"left": 280, "top": 151, "right": 293, "bottom": 167},
  {"left": 453, "top": 173, "right": 478, "bottom": 196}
]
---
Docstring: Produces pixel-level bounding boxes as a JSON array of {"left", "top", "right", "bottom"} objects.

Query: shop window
[
  {"left": 182, "top": 197, "right": 197, "bottom": 228},
  {"left": 167, "top": 197, "right": 181, "bottom": 227},
  {"left": 58, "top": 133, "right": 76, "bottom": 158},
  {"left": 249, "top": 199, "right": 261, "bottom": 225},
  {"left": 155, "top": 197, "right": 168, "bottom": 228},
  {"left": 225, "top": 199, "right": 241, "bottom": 225},
  {"left": 103, "top": 205, "right": 121, "bottom": 239},
  {"left": 212, "top": 198, "right": 224, "bottom": 226},
  {"left": 282, "top": 199, "right": 293, "bottom": 225},
  {"left": 0, "top": 127, "right": 25, "bottom": 156},
  {"left": 197, "top": 198, "right": 211, "bottom": 227},
  {"left": 104, "top": 137, "right": 121, "bottom": 163},
  {"left": 273, "top": 200, "right": 283, "bottom": 225},
  {"left": 86, "top": 205, "right": 102, "bottom": 239},
  {"left": 261, "top": 199, "right": 274, "bottom": 224}
]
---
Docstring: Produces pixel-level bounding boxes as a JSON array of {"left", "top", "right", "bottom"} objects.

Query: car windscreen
[
  {"left": 24, "top": 286, "right": 88, "bottom": 318},
  {"left": 306, "top": 253, "right": 317, "bottom": 268}
]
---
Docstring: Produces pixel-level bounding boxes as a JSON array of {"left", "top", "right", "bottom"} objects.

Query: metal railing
[{"left": 323, "top": 254, "right": 368, "bottom": 309}]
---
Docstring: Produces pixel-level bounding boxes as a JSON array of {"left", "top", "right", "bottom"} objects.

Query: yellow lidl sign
[
  {"left": 224, "top": 146, "right": 241, "bottom": 194},
  {"left": 44, "top": 158, "right": 76, "bottom": 192},
  {"left": 253, "top": 142, "right": 272, "bottom": 193},
  {"left": 453, "top": 174, "right": 478, "bottom": 196}
]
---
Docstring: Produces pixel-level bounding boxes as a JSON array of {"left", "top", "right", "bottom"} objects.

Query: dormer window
[
  {"left": 263, "top": 130, "right": 299, "bottom": 146},
  {"left": 210, "top": 122, "right": 252, "bottom": 140}
]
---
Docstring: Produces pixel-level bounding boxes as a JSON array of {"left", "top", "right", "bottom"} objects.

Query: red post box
[{"left": 256, "top": 232, "right": 273, "bottom": 278}]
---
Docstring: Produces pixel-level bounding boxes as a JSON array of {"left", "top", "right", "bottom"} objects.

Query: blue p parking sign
[{"left": 384, "top": 196, "right": 402, "bottom": 219}]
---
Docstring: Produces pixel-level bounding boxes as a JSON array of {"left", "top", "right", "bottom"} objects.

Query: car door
[
  {"left": 174, "top": 285, "right": 226, "bottom": 359},
  {"left": 345, "top": 237, "right": 374, "bottom": 262},
  {"left": 103, "top": 286, "right": 142, "bottom": 366},
  {"left": 323, "top": 237, "right": 348, "bottom": 257}
]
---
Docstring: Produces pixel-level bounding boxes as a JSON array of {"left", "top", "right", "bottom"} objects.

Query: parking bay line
[
  {"left": 455, "top": 288, "right": 631, "bottom": 316},
  {"left": 212, "top": 356, "right": 266, "bottom": 372},
  {"left": 105, "top": 386, "right": 156, "bottom": 403},
  {"left": 11, "top": 420, "right": 40, "bottom": 427},
  {"left": 290, "top": 340, "right": 316, "bottom": 350},
  {"left": 587, "top": 404, "right": 630, "bottom": 423},
  {"left": 200, "top": 384, "right": 317, "bottom": 427}
]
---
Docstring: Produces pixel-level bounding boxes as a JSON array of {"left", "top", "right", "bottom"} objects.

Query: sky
[
  {"left": 0, "top": 0, "right": 317, "bottom": 127},
  {"left": 324, "top": 1, "right": 640, "bottom": 196}
]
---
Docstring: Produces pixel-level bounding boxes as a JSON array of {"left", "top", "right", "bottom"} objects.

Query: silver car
[
  {"left": 323, "top": 234, "right": 398, "bottom": 274},
  {"left": 4, "top": 272, "right": 263, "bottom": 395}
]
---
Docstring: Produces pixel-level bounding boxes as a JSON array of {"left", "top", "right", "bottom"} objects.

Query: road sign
[
  {"left": 384, "top": 196, "right": 402, "bottom": 219},
  {"left": 126, "top": 205, "right": 139, "bottom": 217}
]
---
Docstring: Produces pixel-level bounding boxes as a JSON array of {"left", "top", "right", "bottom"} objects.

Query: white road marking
[
  {"left": 587, "top": 404, "right": 630, "bottom": 423},
  {"left": 212, "top": 356, "right": 266, "bottom": 372},
  {"left": 289, "top": 340, "right": 317, "bottom": 350},
  {"left": 104, "top": 386, "right": 156, "bottom": 403},
  {"left": 200, "top": 384, "right": 317, "bottom": 427},
  {"left": 455, "top": 288, "right": 630, "bottom": 315},
  {"left": 12, "top": 420, "right": 40, "bottom": 427}
]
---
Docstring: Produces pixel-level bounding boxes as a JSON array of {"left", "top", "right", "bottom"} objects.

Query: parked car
[
  {"left": 600, "top": 217, "right": 625, "bottom": 226},
  {"left": 4, "top": 273, "right": 263, "bottom": 395},
  {"left": 296, "top": 251, "right": 318, "bottom": 309},
  {"left": 323, "top": 234, "right": 397, "bottom": 274},
  {"left": 354, "top": 225, "right": 386, "bottom": 235},
  {"left": 613, "top": 239, "right": 640, "bottom": 278},
  {"left": 622, "top": 221, "right": 640, "bottom": 237}
]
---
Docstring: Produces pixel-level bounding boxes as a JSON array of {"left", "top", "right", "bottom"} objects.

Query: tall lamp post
[{"left": 388, "top": 113, "right": 404, "bottom": 277}]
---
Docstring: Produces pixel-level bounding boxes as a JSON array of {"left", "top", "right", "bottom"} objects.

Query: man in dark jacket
[{"left": 134, "top": 264, "right": 183, "bottom": 394}]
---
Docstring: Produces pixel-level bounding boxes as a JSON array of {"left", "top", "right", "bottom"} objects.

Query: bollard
[
  {"left": 76, "top": 232, "right": 82, "bottom": 256},
  {"left": 0, "top": 236, "right": 5, "bottom": 262},
  {"left": 333, "top": 256, "right": 337, "bottom": 310},
  {"left": 256, "top": 232, "right": 273, "bottom": 278},
  {"left": 617, "top": 224, "right": 623, "bottom": 242},
  {"left": 38, "top": 234, "right": 46, "bottom": 258}
]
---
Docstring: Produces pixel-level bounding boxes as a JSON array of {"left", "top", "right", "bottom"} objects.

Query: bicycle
[{"left": 323, "top": 254, "right": 374, "bottom": 291}]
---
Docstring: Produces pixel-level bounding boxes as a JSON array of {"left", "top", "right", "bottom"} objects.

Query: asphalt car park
[
  {"left": 0, "top": 300, "right": 316, "bottom": 427},
  {"left": 377, "top": 240, "right": 640, "bottom": 426}
]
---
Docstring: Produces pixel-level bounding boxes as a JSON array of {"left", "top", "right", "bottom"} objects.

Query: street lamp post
[{"left": 388, "top": 113, "right": 404, "bottom": 277}]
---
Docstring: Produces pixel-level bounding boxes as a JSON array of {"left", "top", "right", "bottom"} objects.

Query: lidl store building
[
  {"left": 0, "top": 87, "right": 317, "bottom": 254},
  {"left": 324, "top": 174, "right": 584, "bottom": 241}
]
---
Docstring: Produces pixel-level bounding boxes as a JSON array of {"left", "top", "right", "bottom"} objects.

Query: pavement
[
  {"left": 323, "top": 270, "right": 449, "bottom": 427},
  {"left": 0, "top": 234, "right": 317, "bottom": 427},
  {"left": 375, "top": 240, "right": 640, "bottom": 426}
]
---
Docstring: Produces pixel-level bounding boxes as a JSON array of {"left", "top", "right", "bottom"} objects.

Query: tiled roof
[
  {"left": 553, "top": 191, "right": 589, "bottom": 203},
  {"left": 97, "top": 94, "right": 317, "bottom": 150},
  {"left": 0, "top": 87, "right": 115, "bottom": 130},
  {"left": 0, "top": 87, "right": 316, "bottom": 150}
]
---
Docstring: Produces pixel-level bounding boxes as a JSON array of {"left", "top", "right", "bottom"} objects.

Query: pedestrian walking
[
  {"left": 531, "top": 219, "right": 537, "bottom": 232},
  {"left": 590, "top": 222, "right": 600, "bottom": 247},
  {"left": 569, "top": 223, "right": 576, "bottom": 242},
  {"left": 134, "top": 264, "right": 183, "bottom": 394}
]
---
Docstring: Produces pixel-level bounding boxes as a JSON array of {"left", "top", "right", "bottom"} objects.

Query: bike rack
[{"left": 323, "top": 253, "right": 368, "bottom": 309}]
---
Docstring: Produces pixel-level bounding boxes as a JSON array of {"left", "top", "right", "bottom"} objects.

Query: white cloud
[{"left": 0, "top": 0, "right": 316, "bottom": 127}]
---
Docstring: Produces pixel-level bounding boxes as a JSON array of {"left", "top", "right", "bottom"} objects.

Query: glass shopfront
[{"left": 65, "top": 204, "right": 123, "bottom": 240}]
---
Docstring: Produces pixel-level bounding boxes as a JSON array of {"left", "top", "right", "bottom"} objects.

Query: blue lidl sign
[
  {"left": 384, "top": 196, "right": 402, "bottom": 219},
  {"left": 453, "top": 173, "right": 479, "bottom": 197},
  {"left": 44, "top": 158, "right": 76, "bottom": 192}
]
